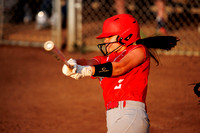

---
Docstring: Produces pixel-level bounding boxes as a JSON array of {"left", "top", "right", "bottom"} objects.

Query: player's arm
[
  {"left": 92, "top": 47, "right": 146, "bottom": 76},
  {"left": 112, "top": 47, "right": 146, "bottom": 76},
  {"left": 62, "top": 47, "right": 146, "bottom": 79},
  {"left": 76, "top": 58, "right": 99, "bottom": 66}
]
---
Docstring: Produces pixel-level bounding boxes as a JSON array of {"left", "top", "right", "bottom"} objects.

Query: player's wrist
[{"left": 93, "top": 62, "right": 113, "bottom": 77}]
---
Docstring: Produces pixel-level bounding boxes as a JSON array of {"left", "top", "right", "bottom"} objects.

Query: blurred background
[
  {"left": 0, "top": 1, "right": 200, "bottom": 133},
  {"left": 0, "top": 0, "right": 199, "bottom": 55}
]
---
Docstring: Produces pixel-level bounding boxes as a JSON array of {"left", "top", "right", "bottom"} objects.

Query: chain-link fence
[
  {"left": 0, "top": 0, "right": 200, "bottom": 56},
  {"left": 81, "top": 0, "right": 200, "bottom": 56},
  {"left": 0, "top": 0, "right": 63, "bottom": 48}
]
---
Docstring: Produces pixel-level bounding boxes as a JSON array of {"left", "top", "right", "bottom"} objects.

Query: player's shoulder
[
  {"left": 127, "top": 44, "right": 146, "bottom": 51},
  {"left": 126, "top": 44, "right": 150, "bottom": 60}
]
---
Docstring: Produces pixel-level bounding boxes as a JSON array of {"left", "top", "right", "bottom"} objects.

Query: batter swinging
[{"left": 62, "top": 14, "right": 151, "bottom": 133}]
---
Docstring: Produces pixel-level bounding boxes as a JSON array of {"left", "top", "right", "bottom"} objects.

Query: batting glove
[
  {"left": 62, "top": 58, "right": 77, "bottom": 76},
  {"left": 70, "top": 73, "right": 83, "bottom": 80},
  {"left": 70, "top": 65, "right": 93, "bottom": 80}
]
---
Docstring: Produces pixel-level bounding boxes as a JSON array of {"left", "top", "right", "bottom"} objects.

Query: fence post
[
  {"left": 76, "top": 0, "right": 82, "bottom": 48},
  {"left": 52, "top": 0, "right": 61, "bottom": 49},
  {"left": 67, "top": 0, "right": 76, "bottom": 52},
  {"left": 0, "top": 0, "right": 3, "bottom": 40}
]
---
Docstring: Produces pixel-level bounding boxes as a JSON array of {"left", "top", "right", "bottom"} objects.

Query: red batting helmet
[{"left": 96, "top": 14, "right": 141, "bottom": 46}]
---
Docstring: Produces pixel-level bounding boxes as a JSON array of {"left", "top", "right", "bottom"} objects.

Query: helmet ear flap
[
  {"left": 117, "top": 28, "right": 134, "bottom": 45},
  {"left": 116, "top": 35, "right": 125, "bottom": 45}
]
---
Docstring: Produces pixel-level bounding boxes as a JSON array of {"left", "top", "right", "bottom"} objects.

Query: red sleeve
[
  {"left": 91, "top": 55, "right": 107, "bottom": 64},
  {"left": 128, "top": 44, "right": 150, "bottom": 61}
]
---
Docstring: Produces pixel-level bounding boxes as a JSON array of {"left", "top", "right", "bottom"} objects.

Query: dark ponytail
[
  {"left": 149, "top": 49, "right": 160, "bottom": 65},
  {"left": 136, "top": 36, "right": 180, "bottom": 65}
]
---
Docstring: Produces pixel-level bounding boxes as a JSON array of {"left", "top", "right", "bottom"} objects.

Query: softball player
[{"left": 62, "top": 14, "right": 151, "bottom": 133}]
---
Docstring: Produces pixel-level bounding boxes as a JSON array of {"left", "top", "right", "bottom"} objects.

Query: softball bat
[{"left": 44, "top": 41, "right": 73, "bottom": 70}]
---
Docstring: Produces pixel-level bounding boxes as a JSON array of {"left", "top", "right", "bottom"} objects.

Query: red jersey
[{"left": 92, "top": 44, "right": 150, "bottom": 108}]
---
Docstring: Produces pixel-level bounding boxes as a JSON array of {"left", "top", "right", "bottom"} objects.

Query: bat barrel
[
  {"left": 44, "top": 41, "right": 55, "bottom": 51},
  {"left": 43, "top": 40, "right": 73, "bottom": 70}
]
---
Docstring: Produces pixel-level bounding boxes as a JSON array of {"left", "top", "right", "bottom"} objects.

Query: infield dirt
[{"left": 0, "top": 46, "right": 199, "bottom": 133}]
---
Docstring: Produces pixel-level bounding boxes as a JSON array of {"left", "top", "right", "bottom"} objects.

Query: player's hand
[
  {"left": 62, "top": 58, "right": 77, "bottom": 76},
  {"left": 62, "top": 64, "right": 74, "bottom": 76},
  {"left": 76, "top": 65, "right": 93, "bottom": 76},
  {"left": 67, "top": 58, "right": 92, "bottom": 76},
  {"left": 62, "top": 58, "right": 93, "bottom": 79},
  {"left": 70, "top": 65, "right": 93, "bottom": 80},
  {"left": 67, "top": 58, "right": 77, "bottom": 72},
  {"left": 70, "top": 73, "right": 83, "bottom": 80},
  {"left": 62, "top": 64, "right": 84, "bottom": 79}
]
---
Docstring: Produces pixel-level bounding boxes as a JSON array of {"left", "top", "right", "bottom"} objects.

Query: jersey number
[{"left": 114, "top": 79, "right": 124, "bottom": 90}]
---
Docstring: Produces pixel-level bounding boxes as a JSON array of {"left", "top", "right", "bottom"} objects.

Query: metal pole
[
  {"left": 52, "top": 0, "right": 61, "bottom": 49},
  {"left": 75, "top": 0, "right": 82, "bottom": 48},
  {"left": 0, "top": 0, "right": 3, "bottom": 40},
  {"left": 67, "top": 0, "right": 76, "bottom": 52}
]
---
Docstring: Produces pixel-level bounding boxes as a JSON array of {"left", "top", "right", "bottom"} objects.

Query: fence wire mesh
[
  {"left": 0, "top": 0, "right": 200, "bottom": 56},
  {"left": 0, "top": 0, "right": 64, "bottom": 47},
  {"left": 82, "top": 0, "right": 200, "bottom": 56}
]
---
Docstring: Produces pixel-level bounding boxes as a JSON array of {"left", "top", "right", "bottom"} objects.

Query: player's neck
[{"left": 117, "top": 46, "right": 126, "bottom": 53}]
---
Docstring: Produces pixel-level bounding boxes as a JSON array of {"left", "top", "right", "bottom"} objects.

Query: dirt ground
[{"left": 0, "top": 45, "right": 199, "bottom": 133}]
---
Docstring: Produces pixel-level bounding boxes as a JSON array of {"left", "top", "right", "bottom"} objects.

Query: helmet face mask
[
  {"left": 96, "top": 14, "right": 141, "bottom": 55},
  {"left": 97, "top": 41, "right": 119, "bottom": 56}
]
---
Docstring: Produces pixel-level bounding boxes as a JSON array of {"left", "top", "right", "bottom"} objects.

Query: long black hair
[{"left": 136, "top": 36, "right": 180, "bottom": 65}]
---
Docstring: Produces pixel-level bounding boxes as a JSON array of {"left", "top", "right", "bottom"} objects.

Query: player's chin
[
  {"left": 106, "top": 46, "right": 113, "bottom": 53},
  {"left": 106, "top": 49, "right": 112, "bottom": 54}
]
